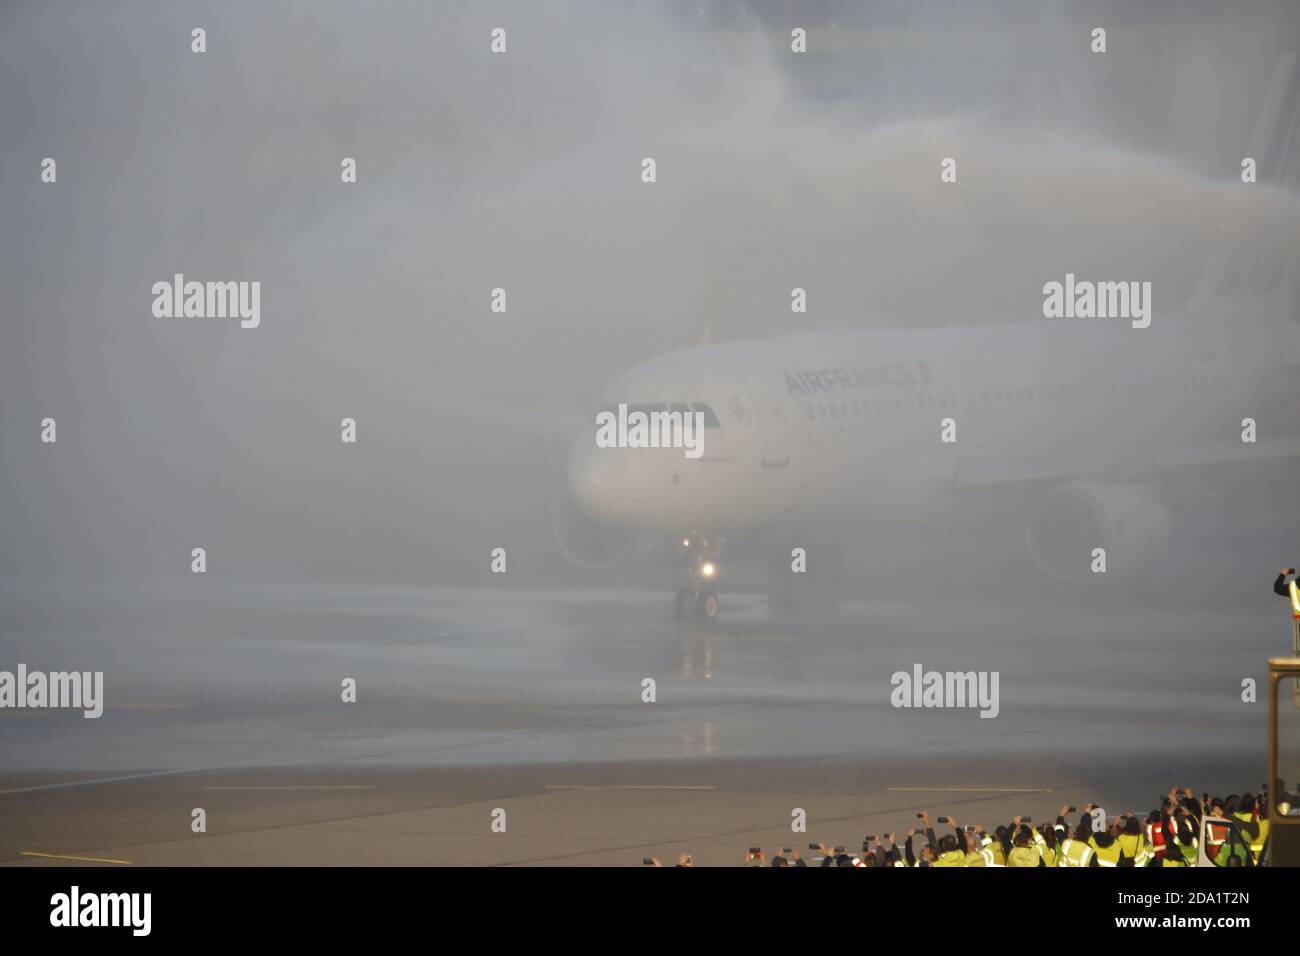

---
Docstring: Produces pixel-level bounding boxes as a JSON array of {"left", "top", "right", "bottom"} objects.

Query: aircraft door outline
[{"left": 739, "top": 369, "right": 789, "bottom": 468}]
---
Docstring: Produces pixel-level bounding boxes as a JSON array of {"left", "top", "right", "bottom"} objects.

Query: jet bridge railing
[{"left": 1267, "top": 657, "right": 1300, "bottom": 866}]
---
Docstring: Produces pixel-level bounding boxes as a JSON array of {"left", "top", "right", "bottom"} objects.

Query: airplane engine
[
  {"left": 551, "top": 489, "right": 634, "bottom": 570},
  {"left": 1025, "top": 480, "right": 1170, "bottom": 580}
]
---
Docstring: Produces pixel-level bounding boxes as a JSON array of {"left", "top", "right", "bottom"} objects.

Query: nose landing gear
[
  {"left": 673, "top": 532, "right": 724, "bottom": 624},
  {"left": 674, "top": 587, "right": 719, "bottom": 623}
]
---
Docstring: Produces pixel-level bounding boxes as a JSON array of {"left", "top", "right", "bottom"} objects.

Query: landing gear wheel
[
  {"left": 674, "top": 589, "right": 694, "bottom": 620},
  {"left": 696, "top": 590, "right": 719, "bottom": 623}
]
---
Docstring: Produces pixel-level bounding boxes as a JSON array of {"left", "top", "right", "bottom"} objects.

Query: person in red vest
[{"left": 1145, "top": 808, "right": 1168, "bottom": 863}]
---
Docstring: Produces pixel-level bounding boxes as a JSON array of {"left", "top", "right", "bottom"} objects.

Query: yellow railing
[{"left": 1267, "top": 657, "right": 1300, "bottom": 866}]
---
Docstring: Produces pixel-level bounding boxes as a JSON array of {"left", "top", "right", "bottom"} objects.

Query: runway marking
[
  {"left": 546, "top": 785, "right": 717, "bottom": 791},
  {"left": 21, "top": 851, "right": 133, "bottom": 865},
  {"left": 0, "top": 769, "right": 201, "bottom": 797},
  {"left": 887, "top": 787, "right": 1050, "bottom": 793},
  {"left": 201, "top": 786, "right": 376, "bottom": 791}
]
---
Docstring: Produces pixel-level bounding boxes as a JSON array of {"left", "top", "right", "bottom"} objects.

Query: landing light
[{"left": 700, "top": 562, "right": 716, "bottom": 578}]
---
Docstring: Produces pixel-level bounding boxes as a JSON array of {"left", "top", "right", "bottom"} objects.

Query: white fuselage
[{"left": 567, "top": 311, "right": 1295, "bottom": 535}]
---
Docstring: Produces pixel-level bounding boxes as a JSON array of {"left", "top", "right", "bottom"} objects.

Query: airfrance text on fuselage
[{"left": 783, "top": 362, "right": 931, "bottom": 396}]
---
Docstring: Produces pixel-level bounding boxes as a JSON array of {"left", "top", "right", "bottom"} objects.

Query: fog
[
  {"left": 2, "top": 0, "right": 1299, "bottom": 599},
  {"left": 6, "top": 7, "right": 1300, "bottom": 869}
]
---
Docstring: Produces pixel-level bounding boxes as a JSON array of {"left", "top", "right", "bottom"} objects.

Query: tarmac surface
[{"left": 0, "top": 580, "right": 1281, "bottom": 865}]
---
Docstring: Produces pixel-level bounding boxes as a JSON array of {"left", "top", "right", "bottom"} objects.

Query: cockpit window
[{"left": 692, "top": 402, "right": 720, "bottom": 428}]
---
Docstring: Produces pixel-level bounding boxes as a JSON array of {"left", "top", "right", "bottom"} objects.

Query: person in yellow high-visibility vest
[
  {"left": 1034, "top": 826, "right": 1058, "bottom": 867},
  {"left": 1232, "top": 793, "right": 1269, "bottom": 865},
  {"left": 932, "top": 832, "right": 967, "bottom": 867},
  {"left": 1058, "top": 823, "right": 1098, "bottom": 866},
  {"left": 1006, "top": 826, "right": 1044, "bottom": 867},
  {"left": 1275, "top": 567, "right": 1300, "bottom": 653},
  {"left": 1116, "top": 814, "right": 1150, "bottom": 866},
  {"left": 942, "top": 818, "right": 993, "bottom": 867},
  {"left": 1089, "top": 828, "right": 1126, "bottom": 867}
]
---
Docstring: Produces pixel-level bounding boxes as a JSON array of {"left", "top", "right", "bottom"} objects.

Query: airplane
[{"left": 550, "top": 53, "right": 1300, "bottom": 624}]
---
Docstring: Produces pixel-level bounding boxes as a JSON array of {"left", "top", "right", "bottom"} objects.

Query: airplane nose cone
[{"left": 568, "top": 438, "right": 619, "bottom": 520}]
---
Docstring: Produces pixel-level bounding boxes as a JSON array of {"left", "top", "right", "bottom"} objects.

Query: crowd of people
[{"left": 646, "top": 787, "right": 1273, "bottom": 867}]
